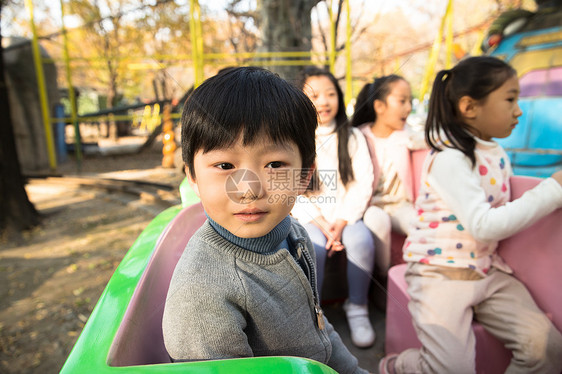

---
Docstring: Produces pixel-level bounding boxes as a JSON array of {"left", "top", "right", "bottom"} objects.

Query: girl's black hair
[
  {"left": 425, "top": 56, "right": 517, "bottom": 166},
  {"left": 181, "top": 66, "right": 317, "bottom": 178},
  {"left": 295, "top": 66, "right": 354, "bottom": 187},
  {"left": 351, "top": 74, "right": 405, "bottom": 127}
]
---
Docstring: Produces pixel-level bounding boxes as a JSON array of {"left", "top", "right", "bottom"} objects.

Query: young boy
[{"left": 162, "top": 67, "right": 368, "bottom": 374}]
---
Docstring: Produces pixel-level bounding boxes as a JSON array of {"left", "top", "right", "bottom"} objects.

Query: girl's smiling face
[
  {"left": 303, "top": 75, "right": 339, "bottom": 126},
  {"left": 373, "top": 79, "right": 412, "bottom": 137}
]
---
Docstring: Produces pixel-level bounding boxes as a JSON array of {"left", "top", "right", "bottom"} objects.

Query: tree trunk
[
  {"left": 0, "top": 7, "right": 41, "bottom": 240},
  {"left": 258, "top": 0, "right": 322, "bottom": 80}
]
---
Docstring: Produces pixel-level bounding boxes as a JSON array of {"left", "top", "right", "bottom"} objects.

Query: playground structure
[
  {"left": 21, "top": 1, "right": 562, "bottom": 177},
  {"left": 23, "top": 0, "right": 356, "bottom": 172},
  {"left": 21, "top": 0, "right": 492, "bottom": 172}
]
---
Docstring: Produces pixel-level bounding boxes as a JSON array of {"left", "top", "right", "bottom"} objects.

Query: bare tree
[
  {"left": 224, "top": 0, "right": 324, "bottom": 80},
  {"left": 313, "top": 0, "right": 370, "bottom": 74},
  {"left": 0, "top": 0, "right": 41, "bottom": 240},
  {"left": 225, "top": 0, "right": 370, "bottom": 80},
  {"left": 255, "top": 0, "right": 321, "bottom": 79},
  {"left": 225, "top": 0, "right": 259, "bottom": 58}
]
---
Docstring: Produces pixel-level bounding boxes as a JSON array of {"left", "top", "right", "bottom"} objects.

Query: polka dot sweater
[{"left": 403, "top": 137, "right": 562, "bottom": 276}]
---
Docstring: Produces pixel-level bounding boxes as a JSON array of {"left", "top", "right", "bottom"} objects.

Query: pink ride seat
[
  {"left": 108, "top": 203, "right": 206, "bottom": 366},
  {"left": 385, "top": 176, "right": 562, "bottom": 373}
]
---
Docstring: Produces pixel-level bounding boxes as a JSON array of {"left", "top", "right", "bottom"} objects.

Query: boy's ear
[
  {"left": 185, "top": 166, "right": 201, "bottom": 197},
  {"left": 298, "top": 163, "right": 316, "bottom": 195},
  {"left": 459, "top": 96, "right": 478, "bottom": 120}
]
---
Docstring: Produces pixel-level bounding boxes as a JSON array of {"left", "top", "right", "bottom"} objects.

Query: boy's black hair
[
  {"left": 181, "top": 66, "right": 317, "bottom": 178},
  {"left": 351, "top": 74, "right": 406, "bottom": 128},
  {"left": 295, "top": 66, "right": 354, "bottom": 187},
  {"left": 425, "top": 56, "right": 517, "bottom": 166}
]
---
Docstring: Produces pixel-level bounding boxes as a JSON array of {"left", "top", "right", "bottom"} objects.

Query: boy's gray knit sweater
[{"left": 162, "top": 216, "right": 367, "bottom": 374}]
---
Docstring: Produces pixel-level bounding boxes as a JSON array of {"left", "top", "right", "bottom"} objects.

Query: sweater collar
[
  {"left": 316, "top": 120, "right": 336, "bottom": 136},
  {"left": 206, "top": 214, "right": 291, "bottom": 254},
  {"left": 474, "top": 135, "right": 499, "bottom": 150}
]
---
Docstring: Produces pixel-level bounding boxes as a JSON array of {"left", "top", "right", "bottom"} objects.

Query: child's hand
[
  {"left": 328, "top": 219, "right": 347, "bottom": 244},
  {"left": 551, "top": 170, "right": 562, "bottom": 186},
  {"left": 325, "top": 230, "right": 344, "bottom": 254},
  {"left": 311, "top": 216, "right": 343, "bottom": 252},
  {"left": 326, "top": 219, "right": 347, "bottom": 256}
]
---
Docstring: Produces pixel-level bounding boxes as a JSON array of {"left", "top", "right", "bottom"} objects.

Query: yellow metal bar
[
  {"left": 53, "top": 112, "right": 183, "bottom": 124},
  {"left": 232, "top": 59, "right": 320, "bottom": 67},
  {"left": 205, "top": 60, "right": 322, "bottom": 68},
  {"left": 394, "top": 58, "right": 401, "bottom": 74},
  {"left": 471, "top": 29, "right": 486, "bottom": 56},
  {"left": 205, "top": 51, "right": 325, "bottom": 59},
  {"left": 195, "top": 0, "right": 204, "bottom": 85},
  {"left": 25, "top": 0, "right": 56, "bottom": 170},
  {"left": 445, "top": 0, "right": 454, "bottom": 69},
  {"left": 344, "top": 0, "right": 352, "bottom": 106},
  {"left": 47, "top": 50, "right": 331, "bottom": 64},
  {"left": 128, "top": 58, "right": 325, "bottom": 70},
  {"left": 189, "top": 0, "right": 197, "bottom": 85},
  {"left": 60, "top": 0, "right": 82, "bottom": 169},
  {"left": 329, "top": 0, "right": 336, "bottom": 73},
  {"left": 419, "top": 0, "right": 453, "bottom": 100},
  {"left": 189, "top": 0, "right": 203, "bottom": 87}
]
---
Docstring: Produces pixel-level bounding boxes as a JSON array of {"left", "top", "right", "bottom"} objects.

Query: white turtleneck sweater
[{"left": 292, "top": 121, "right": 373, "bottom": 224}]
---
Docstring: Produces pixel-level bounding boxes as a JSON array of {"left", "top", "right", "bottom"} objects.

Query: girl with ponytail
[
  {"left": 352, "top": 75, "right": 425, "bottom": 277},
  {"left": 379, "top": 56, "right": 562, "bottom": 374}
]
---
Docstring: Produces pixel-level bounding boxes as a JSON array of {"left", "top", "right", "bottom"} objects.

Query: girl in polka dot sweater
[{"left": 379, "top": 56, "right": 562, "bottom": 374}]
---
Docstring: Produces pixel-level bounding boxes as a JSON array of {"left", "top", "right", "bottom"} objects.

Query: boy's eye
[
  {"left": 266, "top": 161, "right": 284, "bottom": 169},
  {"left": 215, "top": 162, "right": 234, "bottom": 170}
]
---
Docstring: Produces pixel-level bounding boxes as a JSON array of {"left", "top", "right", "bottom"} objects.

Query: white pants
[
  {"left": 395, "top": 263, "right": 562, "bottom": 374},
  {"left": 363, "top": 202, "right": 415, "bottom": 275}
]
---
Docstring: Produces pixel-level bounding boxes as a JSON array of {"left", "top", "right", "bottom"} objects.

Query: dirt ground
[{"left": 0, "top": 141, "right": 185, "bottom": 374}]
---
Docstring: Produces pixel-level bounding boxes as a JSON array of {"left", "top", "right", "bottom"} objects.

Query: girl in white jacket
[{"left": 293, "top": 67, "right": 375, "bottom": 348}]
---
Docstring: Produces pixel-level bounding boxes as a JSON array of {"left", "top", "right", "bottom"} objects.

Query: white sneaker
[{"left": 343, "top": 300, "right": 375, "bottom": 348}]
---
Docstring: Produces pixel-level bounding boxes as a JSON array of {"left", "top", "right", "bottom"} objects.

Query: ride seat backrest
[
  {"left": 497, "top": 176, "right": 562, "bottom": 331},
  {"left": 107, "top": 203, "right": 206, "bottom": 366}
]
